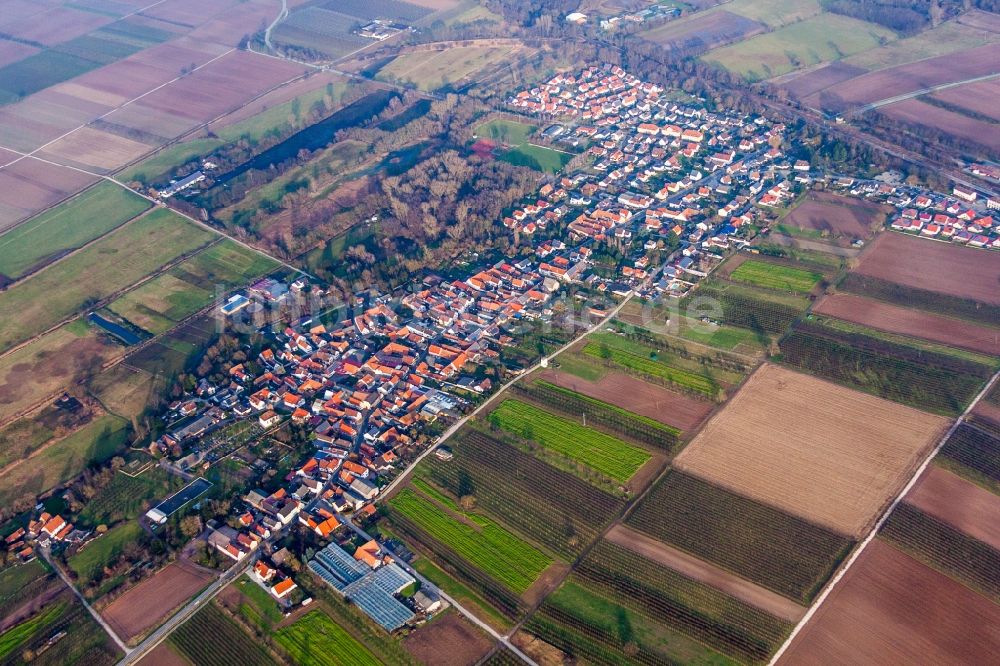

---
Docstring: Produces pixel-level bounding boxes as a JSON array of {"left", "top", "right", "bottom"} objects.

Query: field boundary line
[
  {"left": 768, "top": 368, "right": 1000, "bottom": 665},
  {"left": 1, "top": 48, "right": 236, "bottom": 171}
]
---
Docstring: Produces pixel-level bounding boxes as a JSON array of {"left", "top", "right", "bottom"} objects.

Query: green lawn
[
  {"left": 390, "top": 488, "right": 550, "bottom": 593},
  {"left": 703, "top": 13, "right": 898, "bottom": 80},
  {"left": 729, "top": 259, "right": 822, "bottom": 293},
  {"left": 0, "top": 182, "right": 150, "bottom": 279},
  {"left": 68, "top": 521, "right": 142, "bottom": 583},
  {"left": 0, "top": 208, "right": 214, "bottom": 352},
  {"left": 491, "top": 400, "right": 651, "bottom": 482},
  {"left": 275, "top": 610, "right": 379, "bottom": 666},
  {"left": 235, "top": 576, "right": 286, "bottom": 631}
]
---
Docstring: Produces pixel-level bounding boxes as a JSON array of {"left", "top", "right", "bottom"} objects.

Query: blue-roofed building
[{"left": 309, "top": 544, "right": 416, "bottom": 632}]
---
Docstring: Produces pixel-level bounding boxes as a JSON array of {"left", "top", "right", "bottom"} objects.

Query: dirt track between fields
[{"left": 606, "top": 524, "right": 806, "bottom": 622}]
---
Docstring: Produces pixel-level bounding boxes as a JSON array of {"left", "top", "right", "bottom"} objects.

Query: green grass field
[
  {"left": 534, "top": 579, "right": 741, "bottom": 665},
  {"left": 234, "top": 576, "right": 285, "bottom": 631},
  {"left": 583, "top": 334, "right": 721, "bottom": 397},
  {"left": 0, "top": 414, "right": 129, "bottom": 508},
  {"left": 0, "top": 602, "right": 65, "bottom": 658},
  {"left": 475, "top": 118, "right": 535, "bottom": 146},
  {"left": 121, "top": 78, "right": 354, "bottom": 184},
  {"left": 844, "top": 15, "right": 1000, "bottom": 70},
  {"left": 377, "top": 46, "right": 512, "bottom": 91},
  {"left": 0, "top": 208, "right": 214, "bottom": 352},
  {"left": 0, "top": 182, "right": 151, "bottom": 279},
  {"left": 491, "top": 399, "right": 651, "bottom": 482},
  {"left": 502, "top": 143, "right": 573, "bottom": 174},
  {"left": 724, "top": 0, "right": 822, "bottom": 27},
  {"left": 389, "top": 488, "right": 550, "bottom": 593},
  {"left": 410, "top": 556, "right": 510, "bottom": 631},
  {"left": 108, "top": 239, "right": 277, "bottom": 335},
  {"left": 275, "top": 611, "right": 380, "bottom": 666},
  {"left": 703, "top": 13, "right": 898, "bottom": 80},
  {"left": 729, "top": 259, "right": 822, "bottom": 293},
  {"left": 68, "top": 521, "right": 142, "bottom": 583}
]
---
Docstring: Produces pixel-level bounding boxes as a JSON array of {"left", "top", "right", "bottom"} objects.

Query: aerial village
[{"left": 6, "top": 65, "right": 999, "bottom": 638}]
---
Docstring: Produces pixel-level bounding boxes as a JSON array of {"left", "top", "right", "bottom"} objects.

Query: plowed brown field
[
  {"left": 814, "top": 293, "right": 1000, "bottom": 356},
  {"left": 782, "top": 191, "right": 889, "bottom": 240},
  {"left": 855, "top": 231, "right": 1000, "bottom": 305},
  {"left": 675, "top": 364, "right": 948, "bottom": 537},
  {"left": 537, "top": 368, "right": 714, "bottom": 432},
  {"left": 905, "top": 465, "right": 1000, "bottom": 549},
  {"left": 102, "top": 561, "right": 212, "bottom": 642},
  {"left": 779, "top": 540, "right": 1000, "bottom": 665}
]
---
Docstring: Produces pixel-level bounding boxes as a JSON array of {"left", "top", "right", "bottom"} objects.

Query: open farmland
[
  {"left": 102, "top": 561, "right": 212, "bottom": 643},
  {"left": 569, "top": 539, "right": 794, "bottom": 663},
  {"left": 780, "top": 191, "right": 889, "bottom": 241},
  {"left": 839, "top": 271, "right": 1000, "bottom": 329},
  {"left": 799, "top": 41, "right": 1000, "bottom": 112},
  {"left": 779, "top": 320, "right": 993, "bottom": 415},
  {"left": 722, "top": 0, "right": 823, "bottom": 27},
  {"left": 605, "top": 524, "right": 805, "bottom": 623},
  {"left": 0, "top": 591, "right": 122, "bottom": 665},
  {"left": 845, "top": 10, "right": 1000, "bottom": 70},
  {"left": 880, "top": 501, "right": 1000, "bottom": 603},
  {"left": 928, "top": 76, "right": 1000, "bottom": 122},
  {"left": 814, "top": 293, "right": 1000, "bottom": 356},
  {"left": 729, "top": 259, "right": 822, "bottom": 293},
  {"left": 617, "top": 299, "right": 768, "bottom": 355},
  {"left": 377, "top": 45, "right": 520, "bottom": 91},
  {"left": 537, "top": 367, "right": 715, "bottom": 433},
  {"left": 879, "top": 98, "right": 1000, "bottom": 154},
  {"left": 108, "top": 240, "right": 279, "bottom": 335},
  {"left": 419, "top": 430, "right": 626, "bottom": 559},
  {"left": 778, "top": 540, "right": 1000, "bottom": 665},
  {"left": 582, "top": 331, "right": 741, "bottom": 399},
  {"left": 525, "top": 577, "right": 747, "bottom": 666},
  {"left": 0, "top": 181, "right": 149, "bottom": 280},
  {"left": 937, "top": 421, "right": 1000, "bottom": 495},
  {"left": 275, "top": 610, "right": 380, "bottom": 666},
  {"left": 271, "top": 7, "right": 372, "bottom": 58},
  {"left": 702, "top": 13, "right": 897, "bottom": 81},
  {"left": 627, "top": 471, "right": 852, "bottom": 603},
  {"left": 514, "top": 379, "right": 681, "bottom": 451},
  {"left": 674, "top": 364, "right": 947, "bottom": 536},
  {"left": 0, "top": 208, "right": 214, "bottom": 352},
  {"left": 685, "top": 279, "right": 809, "bottom": 337},
  {"left": 388, "top": 488, "right": 551, "bottom": 594},
  {"left": 0, "top": 322, "right": 120, "bottom": 425},
  {"left": 169, "top": 602, "right": 274, "bottom": 666},
  {"left": 641, "top": 10, "right": 766, "bottom": 53},
  {"left": 904, "top": 466, "right": 1000, "bottom": 551},
  {"left": 0, "top": 156, "right": 99, "bottom": 233},
  {"left": 490, "top": 399, "right": 651, "bottom": 482},
  {"left": 404, "top": 611, "right": 493, "bottom": 666}
]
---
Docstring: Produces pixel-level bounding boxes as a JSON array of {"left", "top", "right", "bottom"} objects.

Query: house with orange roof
[{"left": 271, "top": 577, "right": 297, "bottom": 599}]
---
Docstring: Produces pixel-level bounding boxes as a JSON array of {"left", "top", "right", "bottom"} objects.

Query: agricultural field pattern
[{"left": 0, "top": 1, "right": 999, "bottom": 666}]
